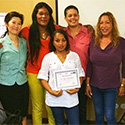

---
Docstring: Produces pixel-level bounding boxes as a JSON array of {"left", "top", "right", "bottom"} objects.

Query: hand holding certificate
[{"left": 54, "top": 68, "right": 81, "bottom": 90}]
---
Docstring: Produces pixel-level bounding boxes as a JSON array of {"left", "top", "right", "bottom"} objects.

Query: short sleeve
[
  {"left": 21, "top": 26, "right": 30, "bottom": 41},
  {"left": 55, "top": 25, "right": 60, "bottom": 30},
  {"left": 37, "top": 54, "right": 50, "bottom": 81},
  {"left": 75, "top": 53, "right": 85, "bottom": 77}
]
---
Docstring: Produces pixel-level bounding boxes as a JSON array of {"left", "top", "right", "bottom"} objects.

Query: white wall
[
  {"left": 57, "top": 0, "right": 125, "bottom": 37},
  {"left": 0, "top": 13, "right": 7, "bottom": 37}
]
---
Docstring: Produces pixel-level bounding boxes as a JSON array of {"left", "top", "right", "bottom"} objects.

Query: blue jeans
[
  {"left": 91, "top": 86, "right": 118, "bottom": 125},
  {"left": 50, "top": 105, "right": 79, "bottom": 125}
]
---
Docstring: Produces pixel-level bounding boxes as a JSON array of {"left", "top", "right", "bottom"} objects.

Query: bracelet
[
  {"left": 86, "top": 84, "right": 90, "bottom": 87},
  {"left": 121, "top": 84, "right": 125, "bottom": 87}
]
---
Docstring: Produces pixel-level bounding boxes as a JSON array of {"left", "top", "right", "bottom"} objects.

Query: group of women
[{"left": 0, "top": 2, "right": 125, "bottom": 125}]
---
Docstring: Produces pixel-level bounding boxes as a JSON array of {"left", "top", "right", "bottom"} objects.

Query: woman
[
  {"left": 37, "top": 29, "right": 85, "bottom": 125},
  {"left": 86, "top": 11, "right": 125, "bottom": 125},
  {"left": 21, "top": 2, "right": 59, "bottom": 125},
  {"left": 0, "top": 11, "right": 29, "bottom": 125},
  {"left": 63, "top": 5, "right": 94, "bottom": 124}
]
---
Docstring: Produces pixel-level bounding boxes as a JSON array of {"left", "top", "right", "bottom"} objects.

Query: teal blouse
[{"left": 0, "top": 34, "right": 27, "bottom": 86}]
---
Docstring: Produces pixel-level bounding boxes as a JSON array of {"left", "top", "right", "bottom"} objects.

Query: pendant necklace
[{"left": 41, "top": 32, "right": 48, "bottom": 40}]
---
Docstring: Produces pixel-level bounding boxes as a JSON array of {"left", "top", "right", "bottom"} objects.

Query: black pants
[
  {"left": 0, "top": 82, "right": 29, "bottom": 117},
  {"left": 78, "top": 80, "right": 88, "bottom": 124}
]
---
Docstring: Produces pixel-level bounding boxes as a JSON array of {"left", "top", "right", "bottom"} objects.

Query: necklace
[{"left": 41, "top": 32, "right": 48, "bottom": 40}]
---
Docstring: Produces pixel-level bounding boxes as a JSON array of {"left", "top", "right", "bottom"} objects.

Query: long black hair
[{"left": 29, "top": 2, "right": 55, "bottom": 64}]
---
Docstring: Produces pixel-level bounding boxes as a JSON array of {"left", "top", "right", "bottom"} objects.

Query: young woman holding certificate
[{"left": 37, "top": 29, "right": 85, "bottom": 125}]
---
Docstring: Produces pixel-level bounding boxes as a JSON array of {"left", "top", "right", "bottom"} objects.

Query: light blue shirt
[{"left": 0, "top": 34, "right": 27, "bottom": 86}]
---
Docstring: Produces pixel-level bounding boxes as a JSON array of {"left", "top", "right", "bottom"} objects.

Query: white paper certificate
[{"left": 54, "top": 68, "right": 81, "bottom": 90}]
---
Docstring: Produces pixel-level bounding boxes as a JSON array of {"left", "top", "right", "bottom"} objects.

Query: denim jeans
[
  {"left": 91, "top": 86, "right": 118, "bottom": 125},
  {"left": 51, "top": 105, "right": 79, "bottom": 125}
]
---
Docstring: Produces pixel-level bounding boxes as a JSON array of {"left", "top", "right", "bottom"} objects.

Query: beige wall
[{"left": 0, "top": 0, "right": 56, "bottom": 28}]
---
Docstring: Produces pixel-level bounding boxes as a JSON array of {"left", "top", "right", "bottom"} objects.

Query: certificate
[{"left": 54, "top": 68, "right": 81, "bottom": 90}]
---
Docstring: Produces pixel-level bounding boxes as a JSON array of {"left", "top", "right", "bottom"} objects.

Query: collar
[{"left": 64, "top": 23, "right": 88, "bottom": 35}]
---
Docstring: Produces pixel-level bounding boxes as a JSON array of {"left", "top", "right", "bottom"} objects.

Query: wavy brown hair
[{"left": 95, "top": 11, "right": 119, "bottom": 47}]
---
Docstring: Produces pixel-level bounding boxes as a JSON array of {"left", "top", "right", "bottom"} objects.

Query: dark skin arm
[
  {"left": 40, "top": 79, "right": 63, "bottom": 97},
  {"left": 0, "top": 43, "right": 3, "bottom": 48},
  {"left": 118, "top": 78, "right": 125, "bottom": 96},
  {"left": 86, "top": 77, "right": 92, "bottom": 98}
]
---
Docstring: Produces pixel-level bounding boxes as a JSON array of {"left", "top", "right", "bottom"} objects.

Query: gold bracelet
[{"left": 86, "top": 84, "right": 90, "bottom": 86}]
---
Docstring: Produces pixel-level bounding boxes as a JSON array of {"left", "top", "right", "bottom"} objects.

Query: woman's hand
[
  {"left": 40, "top": 79, "right": 63, "bottom": 97},
  {"left": 0, "top": 43, "right": 3, "bottom": 49},
  {"left": 66, "top": 88, "right": 79, "bottom": 94},
  {"left": 118, "top": 86, "right": 125, "bottom": 96},
  {"left": 86, "top": 86, "right": 92, "bottom": 98},
  {"left": 51, "top": 89, "right": 63, "bottom": 97}
]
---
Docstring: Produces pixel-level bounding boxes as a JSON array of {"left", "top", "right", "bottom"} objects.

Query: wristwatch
[
  {"left": 121, "top": 84, "right": 125, "bottom": 88},
  {"left": 86, "top": 84, "right": 90, "bottom": 87}
]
